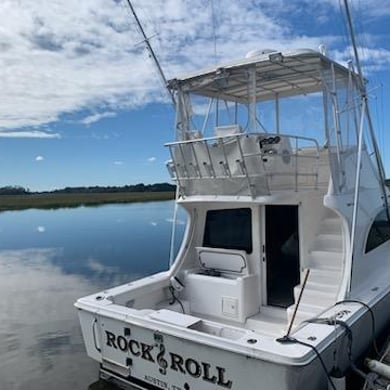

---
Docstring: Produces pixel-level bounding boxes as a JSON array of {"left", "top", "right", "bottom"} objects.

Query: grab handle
[{"left": 92, "top": 318, "right": 101, "bottom": 352}]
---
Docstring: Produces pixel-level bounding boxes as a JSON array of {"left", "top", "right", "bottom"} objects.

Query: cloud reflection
[
  {"left": 0, "top": 248, "right": 99, "bottom": 388},
  {"left": 165, "top": 218, "right": 186, "bottom": 225},
  {"left": 87, "top": 258, "right": 119, "bottom": 275}
]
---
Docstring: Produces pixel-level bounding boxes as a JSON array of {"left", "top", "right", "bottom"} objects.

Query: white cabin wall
[
  {"left": 251, "top": 206, "right": 263, "bottom": 303},
  {"left": 348, "top": 189, "right": 390, "bottom": 294},
  {"left": 353, "top": 240, "right": 390, "bottom": 292},
  {"left": 171, "top": 201, "right": 262, "bottom": 316},
  {"left": 172, "top": 189, "right": 389, "bottom": 311},
  {"left": 173, "top": 201, "right": 262, "bottom": 274},
  {"left": 169, "top": 204, "right": 204, "bottom": 276},
  {"left": 205, "top": 202, "right": 261, "bottom": 278},
  {"left": 323, "top": 140, "right": 387, "bottom": 296}
]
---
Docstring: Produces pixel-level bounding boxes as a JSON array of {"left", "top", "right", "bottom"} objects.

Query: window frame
[
  {"left": 202, "top": 208, "right": 253, "bottom": 254},
  {"left": 365, "top": 207, "right": 390, "bottom": 254}
]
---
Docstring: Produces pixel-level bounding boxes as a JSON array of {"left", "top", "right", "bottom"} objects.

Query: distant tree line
[
  {"left": 0, "top": 183, "right": 175, "bottom": 195},
  {"left": 0, "top": 186, "right": 30, "bottom": 195},
  {"left": 0, "top": 180, "right": 388, "bottom": 195}
]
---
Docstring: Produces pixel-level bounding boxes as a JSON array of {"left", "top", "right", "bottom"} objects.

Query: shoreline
[{"left": 0, "top": 191, "right": 175, "bottom": 211}]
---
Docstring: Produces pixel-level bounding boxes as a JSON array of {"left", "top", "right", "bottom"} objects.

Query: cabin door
[{"left": 265, "top": 205, "right": 300, "bottom": 308}]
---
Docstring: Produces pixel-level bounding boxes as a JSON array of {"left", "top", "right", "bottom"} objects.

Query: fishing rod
[{"left": 124, "top": 0, "right": 176, "bottom": 107}]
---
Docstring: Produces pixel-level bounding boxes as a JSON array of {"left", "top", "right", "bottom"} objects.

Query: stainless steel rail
[{"left": 166, "top": 133, "right": 321, "bottom": 197}]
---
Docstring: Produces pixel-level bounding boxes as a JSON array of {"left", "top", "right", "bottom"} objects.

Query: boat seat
[{"left": 195, "top": 246, "right": 248, "bottom": 276}]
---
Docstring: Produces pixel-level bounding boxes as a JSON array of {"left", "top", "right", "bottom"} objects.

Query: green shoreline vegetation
[
  {"left": 0, "top": 180, "right": 388, "bottom": 211},
  {"left": 0, "top": 183, "right": 176, "bottom": 211}
]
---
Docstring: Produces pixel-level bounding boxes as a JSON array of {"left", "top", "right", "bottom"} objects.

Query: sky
[{"left": 0, "top": 0, "right": 390, "bottom": 191}]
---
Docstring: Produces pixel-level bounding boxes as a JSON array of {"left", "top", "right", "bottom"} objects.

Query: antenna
[
  {"left": 210, "top": 0, "right": 217, "bottom": 63},
  {"left": 124, "top": 0, "right": 176, "bottom": 107}
]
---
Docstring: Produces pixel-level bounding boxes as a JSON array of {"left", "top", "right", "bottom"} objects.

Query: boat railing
[{"left": 166, "top": 132, "right": 323, "bottom": 197}]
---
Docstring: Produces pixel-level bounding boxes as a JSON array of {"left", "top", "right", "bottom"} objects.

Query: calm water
[{"left": 0, "top": 200, "right": 186, "bottom": 390}]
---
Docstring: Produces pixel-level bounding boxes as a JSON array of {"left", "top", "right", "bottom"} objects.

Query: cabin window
[
  {"left": 203, "top": 208, "right": 252, "bottom": 253},
  {"left": 365, "top": 208, "right": 390, "bottom": 253}
]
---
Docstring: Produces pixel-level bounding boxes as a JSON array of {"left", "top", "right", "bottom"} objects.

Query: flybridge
[
  {"left": 168, "top": 49, "right": 358, "bottom": 103},
  {"left": 164, "top": 48, "right": 378, "bottom": 198}
]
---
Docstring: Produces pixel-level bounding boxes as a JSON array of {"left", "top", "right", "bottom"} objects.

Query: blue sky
[{"left": 1, "top": 0, "right": 390, "bottom": 191}]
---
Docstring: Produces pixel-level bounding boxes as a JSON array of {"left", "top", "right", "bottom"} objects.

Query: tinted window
[
  {"left": 365, "top": 208, "right": 390, "bottom": 253},
  {"left": 203, "top": 208, "right": 252, "bottom": 253}
]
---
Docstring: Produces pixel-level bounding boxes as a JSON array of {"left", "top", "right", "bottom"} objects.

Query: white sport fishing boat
[{"left": 75, "top": 5, "right": 390, "bottom": 390}]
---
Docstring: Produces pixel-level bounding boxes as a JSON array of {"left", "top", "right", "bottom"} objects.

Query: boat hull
[
  {"left": 78, "top": 310, "right": 331, "bottom": 390},
  {"left": 77, "top": 278, "right": 390, "bottom": 390}
]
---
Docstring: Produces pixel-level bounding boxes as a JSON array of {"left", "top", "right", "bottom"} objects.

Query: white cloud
[
  {"left": 0, "top": 0, "right": 388, "bottom": 132},
  {"left": 35, "top": 155, "right": 45, "bottom": 161},
  {"left": 114, "top": 160, "right": 124, "bottom": 165},
  {"left": 0, "top": 130, "right": 61, "bottom": 138},
  {"left": 331, "top": 46, "right": 390, "bottom": 74},
  {"left": 316, "top": 0, "right": 390, "bottom": 17},
  {"left": 80, "top": 111, "right": 117, "bottom": 125},
  {"left": 37, "top": 226, "right": 46, "bottom": 233},
  {"left": 148, "top": 157, "right": 157, "bottom": 163}
]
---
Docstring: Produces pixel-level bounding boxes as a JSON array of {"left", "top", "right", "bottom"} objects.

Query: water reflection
[
  {"left": 0, "top": 201, "right": 185, "bottom": 390},
  {"left": 0, "top": 248, "right": 99, "bottom": 389}
]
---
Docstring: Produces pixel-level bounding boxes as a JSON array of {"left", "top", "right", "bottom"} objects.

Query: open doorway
[{"left": 265, "top": 205, "right": 300, "bottom": 308}]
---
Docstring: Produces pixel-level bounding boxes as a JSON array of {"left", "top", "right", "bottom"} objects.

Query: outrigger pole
[
  {"left": 124, "top": 0, "right": 180, "bottom": 267},
  {"left": 125, "top": 0, "right": 176, "bottom": 107},
  {"left": 342, "top": 0, "right": 390, "bottom": 223}
]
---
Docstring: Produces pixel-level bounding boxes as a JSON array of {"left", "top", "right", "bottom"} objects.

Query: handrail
[
  {"left": 190, "top": 142, "right": 202, "bottom": 178},
  {"left": 236, "top": 135, "right": 255, "bottom": 198},
  {"left": 165, "top": 132, "right": 320, "bottom": 148},
  {"left": 166, "top": 132, "right": 322, "bottom": 196},
  {"left": 92, "top": 318, "right": 101, "bottom": 352}
]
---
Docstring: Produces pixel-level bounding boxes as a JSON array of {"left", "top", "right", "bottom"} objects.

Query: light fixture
[
  {"left": 269, "top": 52, "right": 284, "bottom": 63},
  {"left": 214, "top": 67, "right": 229, "bottom": 87}
]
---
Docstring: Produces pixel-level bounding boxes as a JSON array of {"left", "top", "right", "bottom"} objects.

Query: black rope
[
  {"left": 305, "top": 317, "right": 367, "bottom": 380},
  {"left": 335, "top": 299, "right": 380, "bottom": 356},
  {"left": 276, "top": 335, "right": 337, "bottom": 390},
  {"left": 287, "top": 300, "right": 380, "bottom": 388},
  {"left": 168, "top": 286, "right": 185, "bottom": 314},
  {"left": 332, "top": 319, "right": 367, "bottom": 379},
  {"left": 278, "top": 302, "right": 378, "bottom": 390}
]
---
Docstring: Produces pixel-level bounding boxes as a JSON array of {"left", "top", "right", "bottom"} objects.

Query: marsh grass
[{"left": 0, "top": 191, "right": 175, "bottom": 211}]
